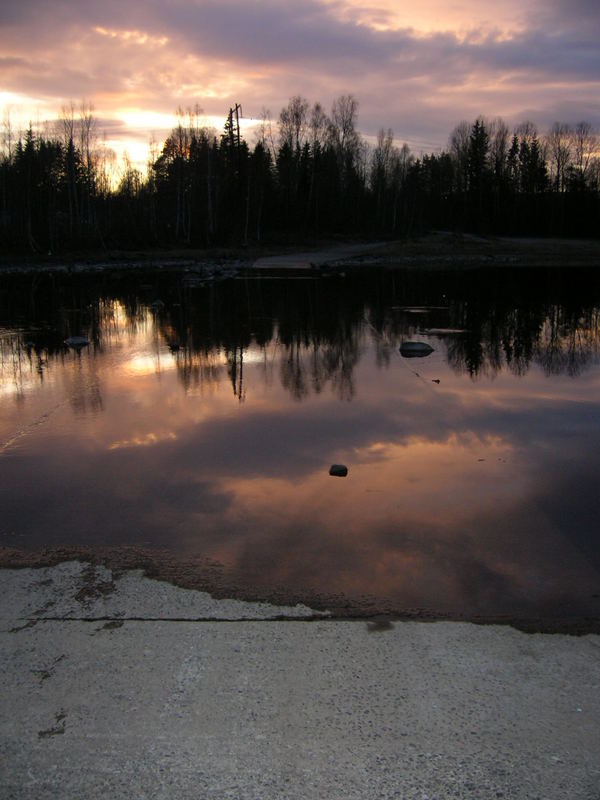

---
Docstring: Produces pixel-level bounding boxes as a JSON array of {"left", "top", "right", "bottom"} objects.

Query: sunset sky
[{"left": 1, "top": 0, "right": 599, "bottom": 169}]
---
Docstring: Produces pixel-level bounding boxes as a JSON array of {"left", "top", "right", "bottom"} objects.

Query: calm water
[{"left": 1, "top": 266, "right": 599, "bottom": 621}]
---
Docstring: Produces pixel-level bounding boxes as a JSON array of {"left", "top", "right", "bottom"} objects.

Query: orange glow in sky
[{"left": 0, "top": 0, "right": 598, "bottom": 171}]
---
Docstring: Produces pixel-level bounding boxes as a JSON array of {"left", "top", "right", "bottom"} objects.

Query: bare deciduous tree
[
  {"left": 570, "top": 121, "right": 597, "bottom": 186},
  {"left": 328, "top": 94, "right": 361, "bottom": 190},
  {"left": 78, "top": 101, "right": 97, "bottom": 225},
  {"left": 1, "top": 108, "right": 14, "bottom": 161},
  {"left": 278, "top": 95, "right": 309, "bottom": 151},
  {"left": 488, "top": 117, "right": 510, "bottom": 179},
  {"left": 309, "top": 102, "right": 328, "bottom": 150},
  {"left": 371, "top": 127, "right": 394, "bottom": 226},
  {"left": 255, "top": 107, "right": 276, "bottom": 158},
  {"left": 96, "top": 138, "right": 117, "bottom": 195},
  {"left": 329, "top": 94, "right": 359, "bottom": 157},
  {"left": 59, "top": 101, "right": 80, "bottom": 233},
  {"left": 547, "top": 122, "right": 572, "bottom": 192},
  {"left": 449, "top": 120, "right": 470, "bottom": 192}
]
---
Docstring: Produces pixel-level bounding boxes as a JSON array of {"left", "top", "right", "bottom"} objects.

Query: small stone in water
[
  {"left": 329, "top": 464, "right": 348, "bottom": 477},
  {"left": 64, "top": 336, "right": 90, "bottom": 348}
]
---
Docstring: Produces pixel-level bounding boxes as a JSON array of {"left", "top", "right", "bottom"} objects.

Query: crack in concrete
[{"left": 12, "top": 614, "right": 332, "bottom": 624}]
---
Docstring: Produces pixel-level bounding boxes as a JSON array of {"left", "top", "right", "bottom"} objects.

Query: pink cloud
[{"left": 0, "top": 0, "right": 597, "bottom": 162}]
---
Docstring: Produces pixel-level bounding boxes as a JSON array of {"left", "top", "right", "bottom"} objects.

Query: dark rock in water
[
  {"left": 329, "top": 464, "right": 348, "bottom": 477},
  {"left": 399, "top": 341, "right": 434, "bottom": 358},
  {"left": 64, "top": 336, "right": 90, "bottom": 349}
]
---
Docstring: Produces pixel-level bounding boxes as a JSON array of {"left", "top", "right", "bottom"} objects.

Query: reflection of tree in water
[
  {"left": 444, "top": 303, "right": 542, "bottom": 378},
  {"left": 0, "top": 332, "right": 30, "bottom": 403},
  {"left": 281, "top": 339, "right": 309, "bottom": 400},
  {"left": 280, "top": 329, "right": 361, "bottom": 401},
  {"left": 536, "top": 307, "right": 600, "bottom": 377},
  {"left": 227, "top": 344, "right": 246, "bottom": 403},
  {"left": 373, "top": 335, "right": 393, "bottom": 369},
  {"left": 0, "top": 276, "right": 156, "bottom": 412},
  {"left": 160, "top": 274, "right": 366, "bottom": 401},
  {"left": 443, "top": 302, "right": 600, "bottom": 379},
  {"left": 96, "top": 297, "right": 149, "bottom": 352},
  {"left": 323, "top": 334, "right": 360, "bottom": 401},
  {"left": 173, "top": 348, "right": 224, "bottom": 395},
  {"left": 66, "top": 352, "right": 104, "bottom": 416},
  {"left": 3, "top": 267, "right": 600, "bottom": 406}
]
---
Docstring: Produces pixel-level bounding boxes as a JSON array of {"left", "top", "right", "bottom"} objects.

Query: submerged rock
[
  {"left": 64, "top": 336, "right": 90, "bottom": 349},
  {"left": 399, "top": 341, "right": 434, "bottom": 358},
  {"left": 329, "top": 464, "right": 348, "bottom": 477}
]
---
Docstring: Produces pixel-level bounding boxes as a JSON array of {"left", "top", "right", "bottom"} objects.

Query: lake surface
[{"left": 1, "top": 265, "right": 599, "bottom": 625}]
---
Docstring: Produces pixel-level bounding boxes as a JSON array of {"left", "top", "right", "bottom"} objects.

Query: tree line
[{"left": 1, "top": 97, "right": 599, "bottom": 254}]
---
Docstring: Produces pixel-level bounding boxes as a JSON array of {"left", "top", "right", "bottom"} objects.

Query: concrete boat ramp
[
  {"left": 252, "top": 241, "right": 389, "bottom": 271},
  {"left": 1, "top": 562, "right": 599, "bottom": 799}
]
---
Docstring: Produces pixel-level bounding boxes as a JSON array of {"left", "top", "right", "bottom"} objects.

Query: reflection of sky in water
[{"left": 1, "top": 271, "right": 600, "bottom": 619}]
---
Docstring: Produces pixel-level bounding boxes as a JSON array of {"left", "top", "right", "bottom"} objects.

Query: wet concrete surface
[
  {"left": 1, "top": 562, "right": 599, "bottom": 800},
  {"left": 2, "top": 546, "right": 597, "bottom": 634}
]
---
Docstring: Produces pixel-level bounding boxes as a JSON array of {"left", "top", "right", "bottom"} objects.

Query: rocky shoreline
[{"left": 1, "top": 232, "right": 599, "bottom": 276}]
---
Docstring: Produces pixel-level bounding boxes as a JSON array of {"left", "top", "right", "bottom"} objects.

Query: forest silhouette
[{"left": 1, "top": 96, "right": 599, "bottom": 255}]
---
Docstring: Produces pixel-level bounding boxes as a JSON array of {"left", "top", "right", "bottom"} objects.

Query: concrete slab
[{"left": 1, "top": 564, "right": 599, "bottom": 799}]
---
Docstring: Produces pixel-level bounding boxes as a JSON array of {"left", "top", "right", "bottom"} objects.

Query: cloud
[
  {"left": 0, "top": 0, "right": 598, "bottom": 161},
  {"left": 531, "top": 0, "right": 600, "bottom": 37}
]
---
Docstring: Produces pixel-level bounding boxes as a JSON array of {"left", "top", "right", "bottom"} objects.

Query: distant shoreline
[{"left": 1, "top": 232, "right": 599, "bottom": 275}]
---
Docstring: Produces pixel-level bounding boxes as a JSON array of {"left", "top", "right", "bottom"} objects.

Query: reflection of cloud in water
[
  {"left": 1, "top": 270, "right": 600, "bottom": 618},
  {"left": 197, "top": 436, "right": 526, "bottom": 608},
  {"left": 108, "top": 431, "right": 178, "bottom": 450}
]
